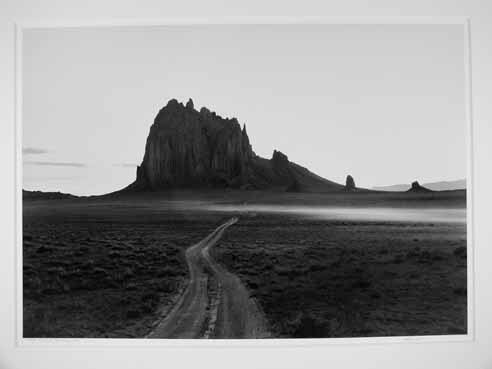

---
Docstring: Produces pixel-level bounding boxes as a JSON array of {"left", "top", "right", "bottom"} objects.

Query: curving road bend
[{"left": 147, "top": 217, "right": 270, "bottom": 339}]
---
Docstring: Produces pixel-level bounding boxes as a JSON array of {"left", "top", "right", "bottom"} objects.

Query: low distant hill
[
  {"left": 123, "top": 98, "right": 348, "bottom": 193},
  {"left": 373, "top": 179, "right": 466, "bottom": 192},
  {"left": 23, "top": 189, "right": 78, "bottom": 200}
]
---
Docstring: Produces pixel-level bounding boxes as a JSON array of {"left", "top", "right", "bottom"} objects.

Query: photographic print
[{"left": 21, "top": 22, "right": 468, "bottom": 339}]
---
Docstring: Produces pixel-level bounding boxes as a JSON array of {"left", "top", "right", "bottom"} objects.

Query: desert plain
[{"left": 22, "top": 189, "right": 467, "bottom": 338}]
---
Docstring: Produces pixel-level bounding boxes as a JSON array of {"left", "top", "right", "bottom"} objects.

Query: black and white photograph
[{"left": 21, "top": 23, "right": 468, "bottom": 339}]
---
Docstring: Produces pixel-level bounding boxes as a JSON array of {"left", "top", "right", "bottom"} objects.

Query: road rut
[{"left": 147, "top": 217, "right": 270, "bottom": 339}]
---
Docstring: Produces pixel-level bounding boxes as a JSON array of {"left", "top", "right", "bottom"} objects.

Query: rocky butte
[
  {"left": 125, "top": 98, "right": 347, "bottom": 193},
  {"left": 407, "top": 181, "right": 433, "bottom": 193},
  {"left": 345, "top": 175, "right": 356, "bottom": 191}
]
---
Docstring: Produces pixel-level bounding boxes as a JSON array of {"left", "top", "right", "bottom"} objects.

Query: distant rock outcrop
[
  {"left": 23, "top": 189, "right": 78, "bottom": 200},
  {"left": 373, "top": 178, "right": 466, "bottom": 192},
  {"left": 407, "top": 181, "right": 432, "bottom": 193},
  {"left": 125, "top": 99, "right": 345, "bottom": 192},
  {"left": 345, "top": 175, "right": 356, "bottom": 191}
]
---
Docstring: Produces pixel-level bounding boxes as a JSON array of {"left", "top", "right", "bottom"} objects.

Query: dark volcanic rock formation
[
  {"left": 127, "top": 99, "right": 344, "bottom": 192},
  {"left": 407, "top": 181, "right": 432, "bottom": 193},
  {"left": 345, "top": 175, "right": 355, "bottom": 191},
  {"left": 133, "top": 98, "right": 253, "bottom": 189}
]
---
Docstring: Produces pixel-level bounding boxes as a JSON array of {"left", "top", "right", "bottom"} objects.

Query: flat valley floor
[{"left": 22, "top": 190, "right": 467, "bottom": 338}]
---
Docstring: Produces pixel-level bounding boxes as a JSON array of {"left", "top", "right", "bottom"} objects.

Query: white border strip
[
  {"left": 15, "top": 16, "right": 469, "bottom": 29},
  {"left": 464, "top": 17, "right": 476, "bottom": 344},
  {"left": 14, "top": 22, "right": 24, "bottom": 349},
  {"left": 14, "top": 16, "right": 474, "bottom": 348}
]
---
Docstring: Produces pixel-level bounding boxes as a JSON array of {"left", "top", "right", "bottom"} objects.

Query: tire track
[{"left": 147, "top": 217, "right": 270, "bottom": 339}]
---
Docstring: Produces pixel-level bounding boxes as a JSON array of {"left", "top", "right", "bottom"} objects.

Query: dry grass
[
  {"left": 23, "top": 192, "right": 467, "bottom": 338},
  {"left": 23, "top": 199, "right": 224, "bottom": 338},
  {"left": 213, "top": 214, "right": 467, "bottom": 338}
]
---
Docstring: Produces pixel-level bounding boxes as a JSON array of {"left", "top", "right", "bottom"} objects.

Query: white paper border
[{"left": 14, "top": 16, "right": 475, "bottom": 349}]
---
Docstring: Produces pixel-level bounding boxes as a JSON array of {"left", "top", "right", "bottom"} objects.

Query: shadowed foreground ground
[
  {"left": 147, "top": 217, "right": 270, "bottom": 338},
  {"left": 23, "top": 190, "right": 467, "bottom": 338},
  {"left": 213, "top": 213, "right": 467, "bottom": 337}
]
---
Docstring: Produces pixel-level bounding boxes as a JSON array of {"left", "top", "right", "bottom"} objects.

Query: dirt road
[{"left": 147, "top": 217, "right": 270, "bottom": 339}]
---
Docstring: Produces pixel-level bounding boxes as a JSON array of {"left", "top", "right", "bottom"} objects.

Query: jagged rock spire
[{"left": 345, "top": 175, "right": 355, "bottom": 191}]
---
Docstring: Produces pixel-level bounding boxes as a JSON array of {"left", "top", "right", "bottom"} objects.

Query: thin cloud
[
  {"left": 113, "top": 163, "right": 137, "bottom": 168},
  {"left": 23, "top": 176, "right": 82, "bottom": 182},
  {"left": 24, "top": 161, "right": 86, "bottom": 168},
  {"left": 22, "top": 147, "right": 49, "bottom": 155}
]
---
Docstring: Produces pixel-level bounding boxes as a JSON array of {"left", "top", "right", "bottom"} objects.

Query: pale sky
[{"left": 23, "top": 24, "right": 467, "bottom": 196}]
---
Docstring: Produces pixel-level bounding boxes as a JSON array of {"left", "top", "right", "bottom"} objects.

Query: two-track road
[{"left": 147, "top": 217, "right": 270, "bottom": 339}]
